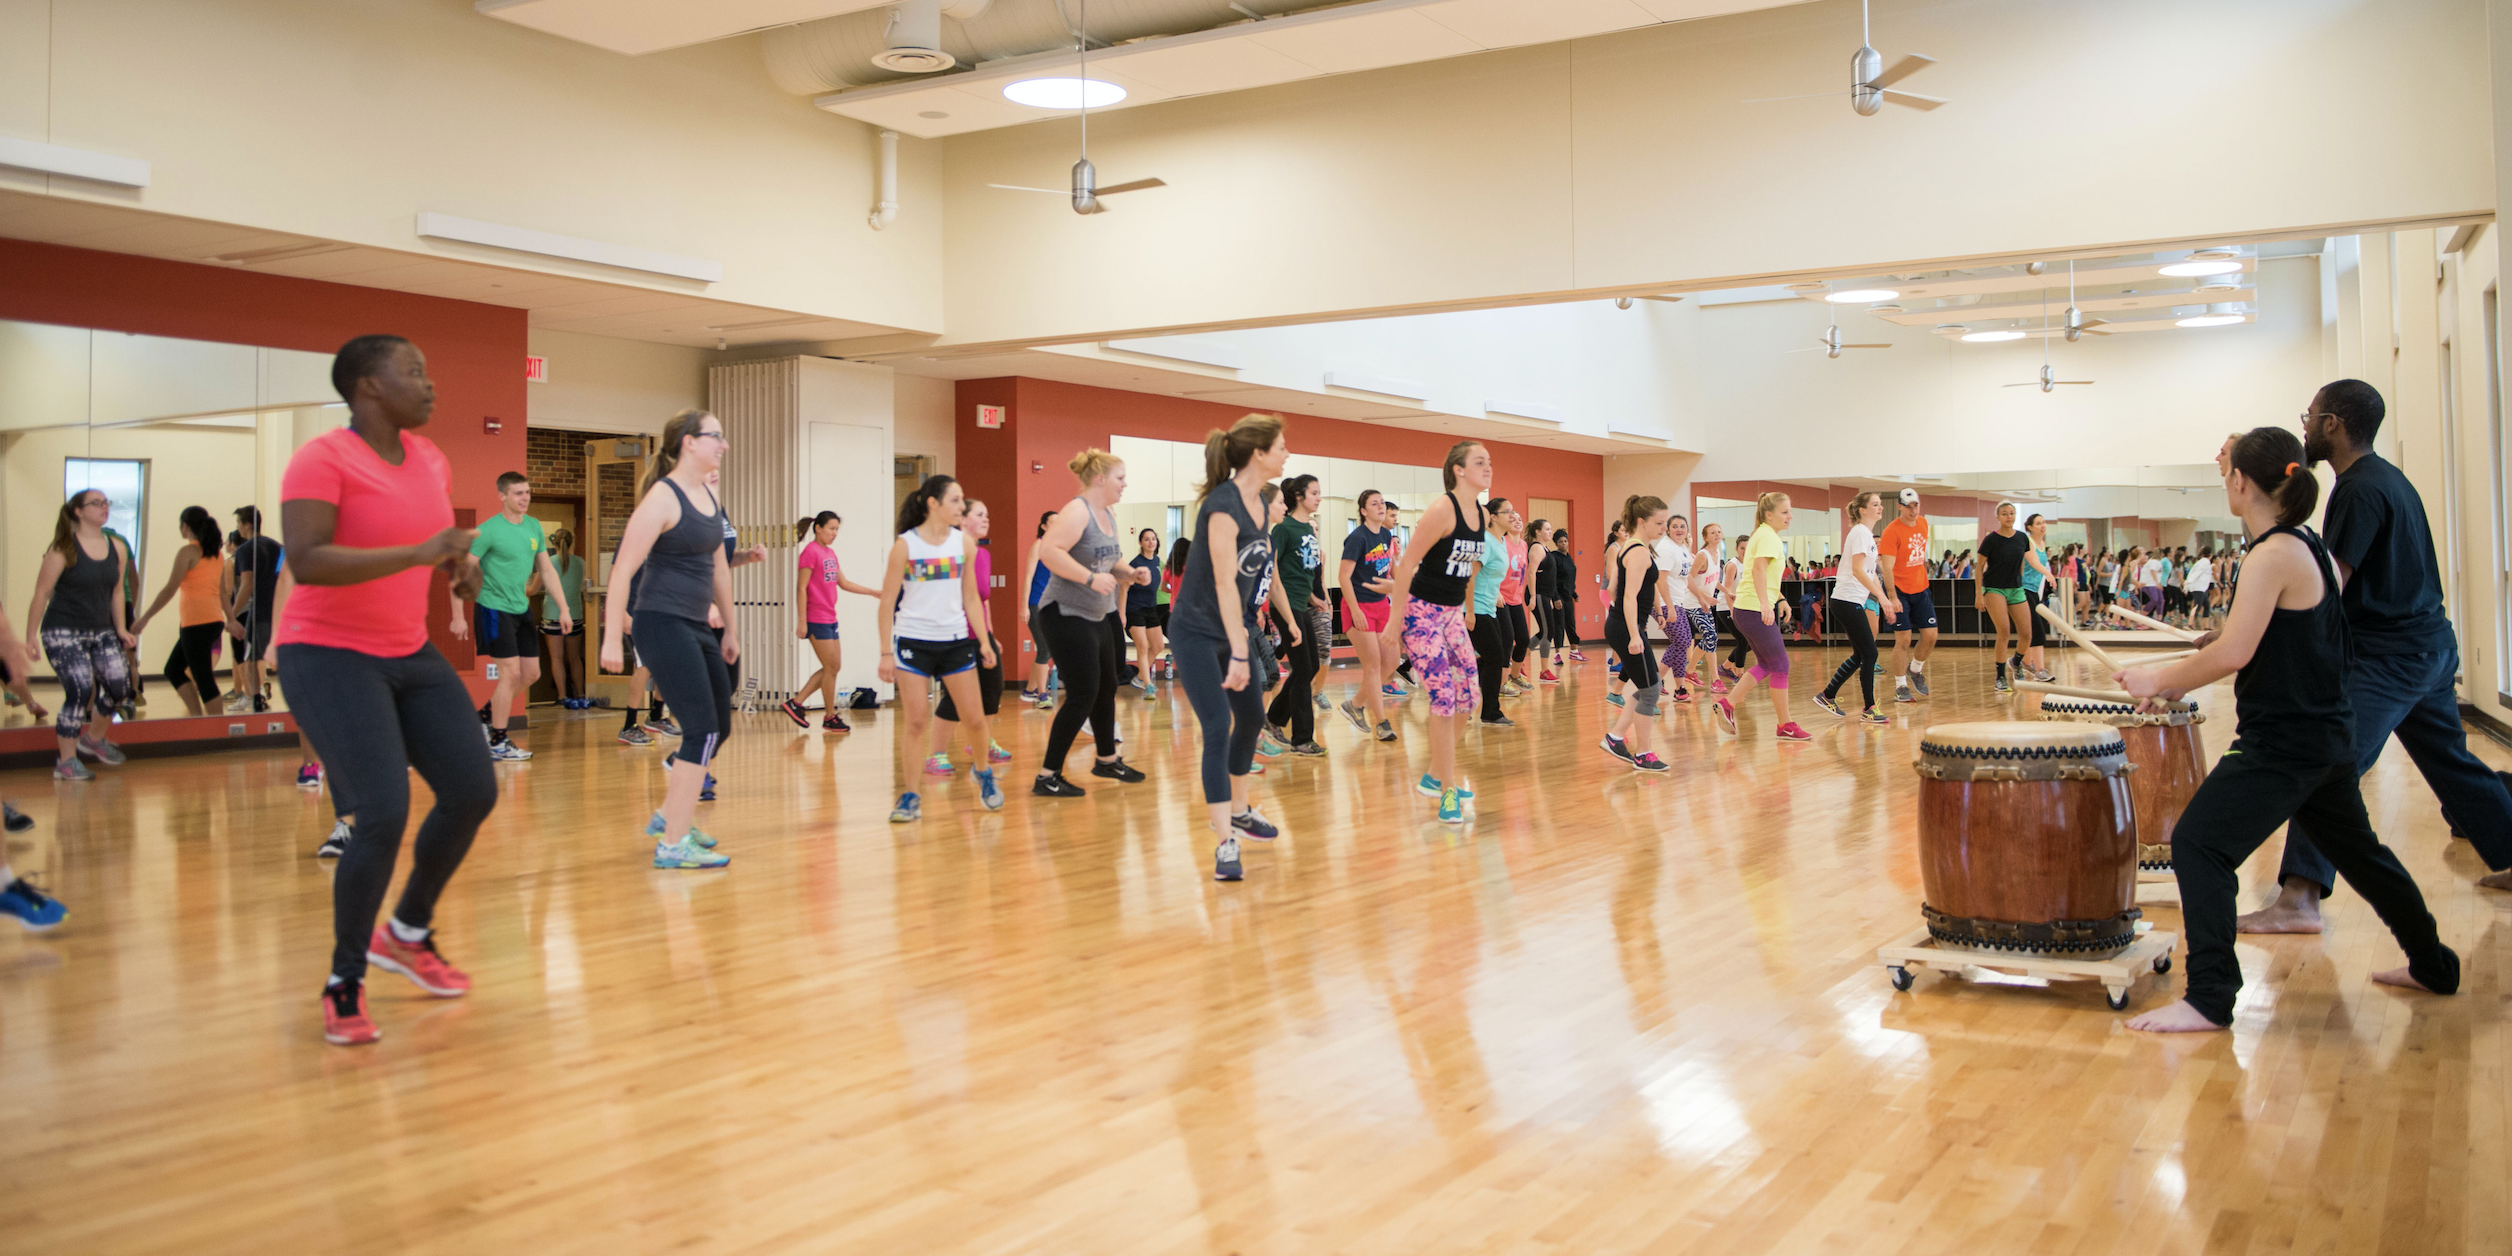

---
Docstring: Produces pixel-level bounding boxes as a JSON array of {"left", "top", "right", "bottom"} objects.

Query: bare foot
[
  {"left": 2234, "top": 904, "right": 2324, "bottom": 934},
  {"left": 2371, "top": 966, "right": 2434, "bottom": 992},
  {"left": 2126, "top": 1000, "right": 2225, "bottom": 1033},
  {"left": 2478, "top": 870, "right": 2512, "bottom": 892}
]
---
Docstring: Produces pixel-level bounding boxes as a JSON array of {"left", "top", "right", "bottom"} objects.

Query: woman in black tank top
[
  {"left": 1601, "top": 496, "right": 1670, "bottom": 772},
  {"left": 2117, "top": 427, "right": 2457, "bottom": 1032},
  {"left": 1381, "top": 442, "right": 1494, "bottom": 821},
  {"left": 28, "top": 488, "right": 136, "bottom": 772}
]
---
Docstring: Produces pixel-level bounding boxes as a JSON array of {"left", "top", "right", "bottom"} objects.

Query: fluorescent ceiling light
[
  {"left": 2175, "top": 313, "right": 2247, "bottom": 328},
  {"left": 1824, "top": 288, "right": 1898, "bottom": 304},
  {"left": 2158, "top": 260, "right": 2243, "bottom": 277},
  {"left": 1960, "top": 330, "right": 2027, "bottom": 342},
  {"left": 1003, "top": 78, "right": 1127, "bottom": 109}
]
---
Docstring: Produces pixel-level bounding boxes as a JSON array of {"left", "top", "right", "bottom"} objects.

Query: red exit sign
[
  {"left": 525, "top": 355, "right": 548, "bottom": 383},
  {"left": 976, "top": 403, "right": 1004, "bottom": 429}
]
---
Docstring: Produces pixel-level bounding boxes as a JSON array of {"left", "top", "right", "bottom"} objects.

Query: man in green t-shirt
[{"left": 452, "top": 471, "right": 572, "bottom": 760}]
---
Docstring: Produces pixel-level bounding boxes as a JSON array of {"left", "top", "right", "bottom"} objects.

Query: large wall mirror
[{"left": 2, "top": 319, "right": 337, "bottom": 728}]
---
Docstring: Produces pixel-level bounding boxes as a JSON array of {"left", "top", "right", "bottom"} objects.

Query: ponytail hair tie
[{"left": 2284, "top": 461, "right": 2300, "bottom": 476}]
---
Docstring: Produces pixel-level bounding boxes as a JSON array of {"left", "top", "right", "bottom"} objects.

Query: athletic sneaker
[
  {"left": 1713, "top": 699, "right": 1737, "bottom": 734},
  {"left": 618, "top": 724, "right": 655, "bottom": 746},
  {"left": 1256, "top": 733, "right": 1287, "bottom": 758},
  {"left": 644, "top": 810, "right": 718, "bottom": 848},
  {"left": 988, "top": 740, "right": 1011, "bottom": 763},
  {"left": 1895, "top": 684, "right": 1916, "bottom": 705},
  {"left": 1606, "top": 692, "right": 1624, "bottom": 709},
  {"left": 1214, "top": 836, "right": 1244, "bottom": 882},
  {"left": 317, "top": 819, "right": 351, "bottom": 859},
  {"left": 1089, "top": 758, "right": 1147, "bottom": 783},
  {"left": 367, "top": 924, "right": 470, "bottom": 996},
  {"left": 1374, "top": 720, "right": 1397, "bottom": 743},
  {"left": 1265, "top": 721, "right": 1292, "bottom": 748},
  {"left": 700, "top": 773, "right": 717, "bottom": 803},
  {"left": 1231, "top": 807, "right": 1279, "bottom": 840},
  {"left": 1569, "top": 649, "right": 1588, "bottom": 662},
  {"left": 1708, "top": 680, "right": 1729, "bottom": 696},
  {"left": 645, "top": 717, "right": 682, "bottom": 738},
  {"left": 1479, "top": 715, "right": 1515, "bottom": 729},
  {"left": 488, "top": 740, "right": 533, "bottom": 762},
  {"left": 1718, "top": 664, "right": 1741, "bottom": 685},
  {"left": 2, "top": 802, "right": 31, "bottom": 834},
  {"left": 822, "top": 715, "right": 851, "bottom": 732},
  {"left": 781, "top": 698, "right": 810, "bottom": 729},
  {"left": 76, "top": 736, "right": 124, "bottom": 766},
  {"left": 1540, "top": 670, "right": 1560, "bottom": 684},
  {"left": 297, "top": 762, "right": 324, "bottom": 791},
  {"left": 1141, "top": 684, "right": 1158, "bottom": 703},
  {"left": 974, "top": 768, "right": 1006, "bottom": 811},
  {"left": 1291, "top": 741, "right": 1327, "bottom": 757},
  {"left": 1906, "top": 669, "right": 1930, "bottom": 697},
  {"left": 652, "top": 837, "right": 730, "bottom": 869},
  {"left": 1671, "top": 689, "right": 1694, "bottom": 704},
  {"left": 0, "top": 878, "right": 65, "bottom": 931},
  {"left": 1381, "top": 683, "right": 1408, "bottom": 699},
  {"left": 924, "top": 753, "right": 956, "bottom": 777},
  {"left": 1033, "top": 772, "right": 1086, "bottom": 798},
  {"left": 1600, "top": 734, "right": 1634, "bottom": 765},
  {"left": 322, "top": 981, "right": 378, "bottom": 1046},
  {"left": 889, "top": 792, "right": 921, "bottom": 823},
  {"left": 1315, "top": 694, "right": 1332, "bottom": 710},
  {"left": 1864, "top": 709, "right": 1892, "bottom": 725},
  {"left": 1775, "top": 722, "right": 1813, "bottom": 742},
  {"left": 1417, "top": 773, "right": 1447, "bottom": 799},
  {"left": 53, "top": 760, "right": 92, "bottom": 782},
  {"left": 1339, "top": 699, "right": 1369, "bottom": 732},
  {"left": 1631, "top": 752, "right": 1670, "bottom": 773},
  {"left": 1811, "top": 694, "right": 1846, "bottom": 719},
  {"left": 1436, "top": 786, "right": 1465, "bottom": 825},
  {"left": 1993, "top": 667, "right": 2011, "bottom": 693}
]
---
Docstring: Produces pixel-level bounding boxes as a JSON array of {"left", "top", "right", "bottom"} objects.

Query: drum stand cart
[{"left": 1878, "top": 921, "right": 2178, "bottom": 1011}]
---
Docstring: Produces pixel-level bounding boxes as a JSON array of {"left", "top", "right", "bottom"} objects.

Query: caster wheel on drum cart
[
  {"left": 1888, "top": 966, "right": 1915, "bottom": 992},
  {"left": 2107, "top": 989, "right": 2131, "bottom": 1011},
  {"left": 2153, "top": 955, "right": 2172, "bottom": 975}
]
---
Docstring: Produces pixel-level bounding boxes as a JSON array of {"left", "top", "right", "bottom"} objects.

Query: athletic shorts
[
  {"left": 1356, "top": 599, "right": 1390, "bottom": 634},
  {"left": 1983, "top": 586, "right": 2027, "bottom": 605},
  {"left": 235, "top": 610, "right": 274, "bottom": 662},
  {"left": 894, "top": 636, "right": 979, "bottom": 679},
  {"left": 472, "top": 604, "right": 529, "bottom": 658},
  {"left": 1131, "top": 603, "right": 1168, "bottom": 631},
  {"left": 1886, "top": 587, "right": 1937, "bottom": 634},
  {"left": 1398, "top": 600, "right": 1476, "bottom": 717},
  {"left": 807, "top": 621, "right": 840, "bottom": 641}
]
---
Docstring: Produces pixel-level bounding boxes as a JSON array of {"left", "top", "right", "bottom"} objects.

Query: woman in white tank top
[{"left": 877, "top": 474, "right": 998, "bottom": 824}]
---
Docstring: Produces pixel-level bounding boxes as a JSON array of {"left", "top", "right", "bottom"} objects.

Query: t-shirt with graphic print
[
  {"left": 1342, "top": 523, "right": 1395, "bottom": 603},
  {"left": 1171, "top": 481, "right": 1272, "bottom": 642}
]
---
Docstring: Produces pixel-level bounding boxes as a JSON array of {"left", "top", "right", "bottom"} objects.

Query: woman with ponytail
[
  {"left": 1714, "top": 492, "right": 1809, "bottom": 741},
  {"left": 1381, "top": 440, "right": 1493, "bottom": 824},
  {"left": 876, "top": 474, "right": 1000, "bottom": 823},
  {"left": 1600, "top": 496, "right": 1671, "bottom": 771},
  {"left": 785, "top": 510, "right": 879, "bottom": 731},
  {"left": 2119, "top": 426, "right": 2458, "bottom": 1032}
]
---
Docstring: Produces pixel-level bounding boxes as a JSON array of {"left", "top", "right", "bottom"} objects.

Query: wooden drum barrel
[
  {"left": 2039, "top": 698, "right": 2207, "bottom": 871},
  {"left": 1914, "top": 722, "right": 2140, "bottom": 958}
]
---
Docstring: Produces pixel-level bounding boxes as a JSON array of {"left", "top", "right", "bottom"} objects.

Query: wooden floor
[{"left": 3, "top": 643, "right": 2506, "bottom": 1254}]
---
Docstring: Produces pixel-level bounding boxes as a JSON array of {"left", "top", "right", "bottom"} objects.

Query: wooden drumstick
[
  {"left": 2017, "top": 679, "right": 2138, "bottom": 703},
  {"left": 2140, "top": 649, "right": 2199, "bottom": 665},
  {"left": 2101, "top": 603, "right": 2204, "bottom": 642},
  {"left": 2035, "top": 602, "right": 2127, "bottom": 675}
]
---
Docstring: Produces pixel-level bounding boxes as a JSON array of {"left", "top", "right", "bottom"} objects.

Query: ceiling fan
[
  {"left": 1746, "top": 0, "right": 1948, "bottom": 116},
  {"left": 986, "top": 0, "right": 1166, "bottom": 214},
  {"left": 1787, "top": 310, "right": 1890, "bottom": 358},
  {"left": 2004, "top": 289, "right": 2093, "bottom": 391},
  {"left": 2060, "top": 259, "right": 2111, "bottom": 342}
]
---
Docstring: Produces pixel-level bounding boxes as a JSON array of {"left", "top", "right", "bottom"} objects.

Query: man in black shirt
[
  {"left": 2240, "top": 379, "right": 2512, "bottom": 933},
  {"left": 228, "top": 505, "right": 283, "bottom": 713}
]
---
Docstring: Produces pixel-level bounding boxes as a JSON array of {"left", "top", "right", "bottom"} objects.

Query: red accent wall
[
  {"left": 957, "top": 378, "right": 1607, "bottom": 679},
  {"left": 0, "top": 238, "right": 528, "bottom": 703}
]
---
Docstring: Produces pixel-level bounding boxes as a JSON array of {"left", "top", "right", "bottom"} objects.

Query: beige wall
[
  {"left": 894, "top": 373, "right": 956, "bottom": 479},
  {"left": 525, "top": 329, "right": 708, "bottom": 435}
]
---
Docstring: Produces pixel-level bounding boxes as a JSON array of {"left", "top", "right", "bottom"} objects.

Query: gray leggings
[{"left": 1173, "top": 629, "right": 1264, "bottom": 804}]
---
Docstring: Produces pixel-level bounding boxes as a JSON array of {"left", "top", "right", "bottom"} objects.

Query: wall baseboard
[{"left": 2461, "top": 702, "right": 2512, "bottom": 752}]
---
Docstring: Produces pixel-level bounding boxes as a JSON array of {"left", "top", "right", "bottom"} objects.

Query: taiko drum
[
  {"left": 2038, "top": 697, "right": 2207, "bottom": 871},
  {"left": 1913, "top": 721, "right": 2140, "bottom": 958}
]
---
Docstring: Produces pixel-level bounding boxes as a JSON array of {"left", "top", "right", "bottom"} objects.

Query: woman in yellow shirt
[{"left": 1714, "top": 492, "right": 1811, "bottom": 742}]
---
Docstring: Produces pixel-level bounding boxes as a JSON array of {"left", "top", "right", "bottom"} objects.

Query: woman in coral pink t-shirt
[
  {"left": 783, "top": 510, "right": 882, "bottom": 731},
  {"left": 277, "top": 334, "right": 498, "bottom": 1051}
]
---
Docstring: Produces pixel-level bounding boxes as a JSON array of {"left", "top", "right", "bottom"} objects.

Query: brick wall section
[{"left": 524, "top": 427, "right": 597, "bottom": 498}]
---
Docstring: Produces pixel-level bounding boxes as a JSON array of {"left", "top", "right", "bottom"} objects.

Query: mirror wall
[{"left": 2, "top": 319, "right": 337, "bottom": 727}]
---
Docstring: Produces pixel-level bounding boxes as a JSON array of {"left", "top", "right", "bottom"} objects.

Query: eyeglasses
[
  {"left": 2299, "top": 410, "right": 2333, "bottom": 426},
  {"left": 693, "top": 430, "right": 728, "bottom": 445}
]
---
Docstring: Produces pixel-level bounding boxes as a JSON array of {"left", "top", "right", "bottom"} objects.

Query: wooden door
[{"left": 582, "top": 435, "right": 652, "bottom": 708}]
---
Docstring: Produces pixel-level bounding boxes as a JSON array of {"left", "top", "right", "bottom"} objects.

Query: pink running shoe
[
  {"left": 1713, "top": 699, "right": 1736, "bottom": 733},
  {"left": 1775, "top": 722, "right": 1813, "bottom": 742},
  {"left": 1568, "top": 650, "right": 1588, "bottom": 662},
  {"left": 1709, "top": 681, "right": 1729, "bottom": 696},
  {"left": 366, "top": 925, "right": 471, "bottom": 997}
]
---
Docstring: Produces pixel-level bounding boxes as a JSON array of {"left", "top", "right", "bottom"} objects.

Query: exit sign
[
  {"left": 525, "top": 355, "right": 548, "bottom": 383},
  {"left": 976, "top": 403, "right": 1005, "bottom": 429}
]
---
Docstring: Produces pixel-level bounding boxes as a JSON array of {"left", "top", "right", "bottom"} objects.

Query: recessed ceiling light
[
  {"left": 2159, "top": 260, "right": 2243, "bottom": 277},
  {"left": 1825, "top": 288, "right": 1899, "bottom": 304},
  {"left": 2176, "top": 313, "right": 2246, "bottom": 328},
  {"left": 1003, "top": 78, "right": 1127, "bottom": 109},
  {"left": 918, "top": 110, "right": 950, "bottom": 119},
  {"left": 1961, "top": 329, "right": 2027, "bottom": 342}
]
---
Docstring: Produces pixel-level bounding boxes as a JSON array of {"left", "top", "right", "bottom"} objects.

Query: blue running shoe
[
  {"left": 1436, "top": 787, "right": 1465, "bottom": 825},
  {"left": 700, "top": 772, "right": 717, "bottom": 802},
  {"left": 0, "top": 878, "right": 65, "bottom": 931},
  {"left": 653, "top": 838, "right": 729, "bottom": 869},
  {"left": 975, "top": 768, "right": 1006, "bottom": 811},
  {"left": 647, "top": 810, "right": 718, "bottom": 848},
  {"left": 890, "top": 792, "right": 921, "bottom": 823},
  {"left": 1416, "top": 773, "right": 1444, "bottom": 799}
]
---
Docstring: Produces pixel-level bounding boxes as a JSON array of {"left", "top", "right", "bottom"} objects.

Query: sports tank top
[
  {"left": 2231, "top": 525, "right": 2353, "bottom": 765},
  {"left": 179, "top": 549, "right": 225, "bottom": 626},
  {"left": 632, "top": 478, "right": 724, "bottom": 622},
  {"left": 894, "top": 527, "right": 971, "bottom": 641},
  {"left": 45, "top": 536, "right": 121, "bottom": 631},
  {"left": 1040, "top": 499, "right": 1122, "bottom": 621},
  {"left": 1407, "top": 491, "right": 1485, "bottom": 607},
  {"left": 1610, "top": 542, "right": 1658, "bottom": 637}
]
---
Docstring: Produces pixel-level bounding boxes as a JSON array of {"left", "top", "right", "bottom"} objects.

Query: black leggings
[
  {"left": 1500, "top": 603, "right": 1530, "bottom": 664},
  {"left": 279, "top": 643, "right": 498, "bottom": 985},
  {"left": 1263, "top": 607, "right": 1318, "bottom": 744},
  {"left": 1175, "top": 630, "right": 1263, "bottom": 803},
  {"left": 1820, "top": 602, "right": 1878, "bottom": 709},
  {"left": 934, "top": 631, "right": 1003, "bottom": 722},
  {"left": 636, "top": 611, "right": 732, "bottom": 768},
  {"left": 1544, "top": 597, "right": 1571, "bottom": 653},
  {"left": 1469, "top": 613, "right": 1508, "bottom": 720},
  {"left": 2172, "top": 742, "right": 2459, "bottom": 1025},
  {"left": 166, "top": 621, "right": 222, "bottom": 702},
  {"left": 1036, "top": 603, "right": 1120, "bottom": 770},
  {"left": 2024, "top": 588, "right": 2049, "bottom": 648}
]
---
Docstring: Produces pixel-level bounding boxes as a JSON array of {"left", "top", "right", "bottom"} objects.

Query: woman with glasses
[{"left": 24, "top": 489, "right": 136, "bottom": 779}]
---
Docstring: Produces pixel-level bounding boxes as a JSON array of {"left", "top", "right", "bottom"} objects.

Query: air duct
[
  {"left": 871, "top": 0, "right": 955, "bottom": 73},
  {"left": 868, "top": 129, "right": 900, "bottom": 230},
  {"left": 765, "top": 0, "right": 1285, "bottom": 95}
]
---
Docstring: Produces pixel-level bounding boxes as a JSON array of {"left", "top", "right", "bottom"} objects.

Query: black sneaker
[
  {"left": 1599, "top": 734, "right": 1634, "bottom": 765},
  {"left": 700, "top": 773, "right": 717, "bottom": 802},
  {"left": 1994, "top": 666, "right": 2011, "bottom": 693},
  {"left": 781, "top": 698, "right": 810, "bottom": 729},
  {"left": 1231, "top": 807, "right": 1279, "bottom": 840},
  {"left": 1290, "top": 742, "right": 1326, "bottom": 758},
  {"left": 1480, "top": 715, "right": 1516, "bottom": 728},
  {"left": 1033, "top": 772, "right": 1087, "bottom": 798},
  {"left": 2, "top": 802, "right": 30, "bottom": 834},
  {"left": 1214, "top": 836, "right": 1244, "bottom": 882},
  {"left": 1089, "top": 758, "right": 1146, "bottom": 783},
  {"left": 316, "top": 819, "right": 351, "bottom": 859},
  {"left": 1811, "top": 693, "right": 1845, "bottom": 719}
]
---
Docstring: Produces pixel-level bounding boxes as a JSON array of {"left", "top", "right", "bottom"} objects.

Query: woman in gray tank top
[{"left": 1028, "top": 449, "right": 1153, "bottom": 798}]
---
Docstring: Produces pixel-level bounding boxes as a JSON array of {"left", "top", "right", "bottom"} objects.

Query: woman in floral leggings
[{"left": 25, "top": 489, "right": 134, "bottom": 779}]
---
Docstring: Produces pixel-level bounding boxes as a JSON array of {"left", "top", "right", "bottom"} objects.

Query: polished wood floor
[{"left": 3, "top": 642, "right": 2506, "bottom": 1254}]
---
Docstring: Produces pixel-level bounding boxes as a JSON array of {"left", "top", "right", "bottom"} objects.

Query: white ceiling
[
  {"left": 0, "top": 189, "right": 901, "bottom": 349},
  {"left": 477, "top": 0, "right": 895, "bottom": 56},
  {"left": 813, "top": 0, "right": 1812, "bottom": 138}
]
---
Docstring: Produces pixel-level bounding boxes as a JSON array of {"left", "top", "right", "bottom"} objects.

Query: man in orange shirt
[{"left": 1877, "top": 489, "right": 1936, "bottom": 701}]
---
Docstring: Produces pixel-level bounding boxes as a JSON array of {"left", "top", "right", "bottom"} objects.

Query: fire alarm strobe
[{"left": 484, "top": 416, "right": 504, "bottom": 435}]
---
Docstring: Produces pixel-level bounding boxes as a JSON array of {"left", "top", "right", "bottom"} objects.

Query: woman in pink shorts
[
  {"left": 1380, "top": 441, "right": 1494, "bottom": 824},
  {"left": 1336, "top": 488, "right": 1401, "bottom": 743}
]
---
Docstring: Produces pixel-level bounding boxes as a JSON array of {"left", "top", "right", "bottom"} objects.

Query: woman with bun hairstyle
[
  {"left": 786, "top": 510, "right": 881, "bottom": 731},
  {"left": 1381, "top": 441, "right": 1492, "bottom": 824},
  {"left": 133, "top": 505, "right": 228, "bottom": 716},
  {"left": 2120, "top": 426, "right": 2459, "bottom": 1033},
  {"left": 1029, "top": 449, "right": 1151, "bottom": 799}
]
